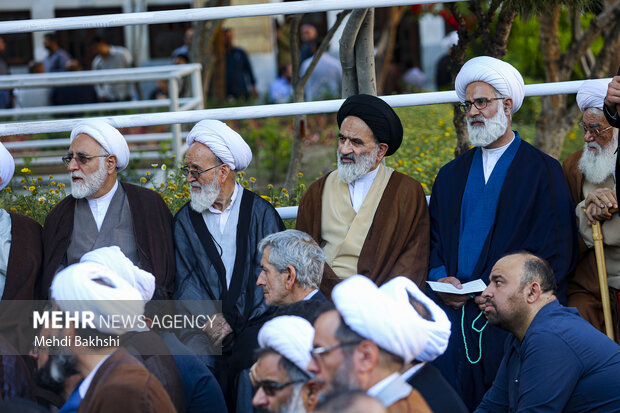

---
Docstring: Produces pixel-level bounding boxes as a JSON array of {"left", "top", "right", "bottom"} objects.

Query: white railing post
[
  {"left": 191, "top": 68, "right": 204, "bottom": 110},
  {"left": 168, "top": 76, "right": 182, "bottom": 164}
]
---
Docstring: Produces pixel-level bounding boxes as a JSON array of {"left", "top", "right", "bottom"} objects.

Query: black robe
[
  {"left": 428, "top": 139, "right": 578, "bottom": 410},
  {"left": 173, "top": 189, "right": 284, "bottom": 410}
]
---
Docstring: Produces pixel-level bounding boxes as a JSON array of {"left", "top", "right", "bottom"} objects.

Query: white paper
[{"left": 426, "top": 279, "right": 487, "bottom": 295}]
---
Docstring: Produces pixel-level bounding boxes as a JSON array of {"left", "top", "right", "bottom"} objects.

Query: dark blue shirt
[
  {"left": 225, "top": 47, "right": 255, "bottom": 98},
  {"left": 476, "top": 300, "right": 620, "bottom": 412}
]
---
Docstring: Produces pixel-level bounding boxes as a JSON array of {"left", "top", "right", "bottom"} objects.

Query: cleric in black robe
[
  {"left": 428, "top": 57, "right": 578, "bottom": 410},
  {"left": 173, "top": 119, "right": 284, "bottom": 410}
]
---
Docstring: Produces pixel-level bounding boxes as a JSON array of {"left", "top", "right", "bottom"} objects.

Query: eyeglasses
[
  {"left": 458, "top": 97, "right": 504, "bottom": 113},
  {"left": 62, "top": 152, "right": 109, "bottom": 166},
  {"left": 180, "top": 164, "right": 221, "bottom": 179},
  {"left": 579, "top": 121, "right": 613, "bottom": 137},
  {"left": 310, "top": 341, "right": 361, "bottom": 361},
  {"left": 252, "top": 379, "right": 306, "bottom": 396}
]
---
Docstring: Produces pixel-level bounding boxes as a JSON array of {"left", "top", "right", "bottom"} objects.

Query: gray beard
[
  {"left": 467, "top": 105, "right": 509, "bottom": 147},
  {"left": 189, "top": 177, "right": 221, "bottom": 213},
  {"left": 331, "top": 353, "right": 359, "bottom": 392},
  {"left": 71, "top": 159, "right": 108, "bottom": 199},
  {"left": 578, "top": 137, "right": 618, "bottom": 184},
  {"left": 336, "top": 145, "right": 379, "bottom": 184},
  {"left": 281, "top": 384, "right": 307, "bottom": 413}
]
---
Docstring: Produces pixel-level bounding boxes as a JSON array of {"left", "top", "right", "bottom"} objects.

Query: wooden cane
[{"left": 589, "top": 207, "right": 616, "bottom": 341}]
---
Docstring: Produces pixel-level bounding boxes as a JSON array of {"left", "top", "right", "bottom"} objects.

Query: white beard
[
  {"left": 189, "top": 177, "right": 221, "bottom": 213},
  {"left": 578, "top": 135, "right": 618, "bottom": 184},
  {"left": 467, "top": 105, "right": 509, "bottom": 147},
  {"left": 281, "top": 384, "right": 307, "bottom": 413},
  {"left": 71, "top": 160, "right": 108, "bottom": 199},
  {"left": 336, "top": 144, "right": 379, "bottom": 184}
]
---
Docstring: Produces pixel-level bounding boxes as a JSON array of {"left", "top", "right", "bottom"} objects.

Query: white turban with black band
[
  {"left": 455, "top": 56, "right": 525, "bottom": 114},
  {"left": 0, "top": 142, "right": 14, "bottom": 191},
  {"left": 186, "top": 120, "right": 252, "bottom": 171},
  {"left": 331, "top": 275, "right": 428, "bottom": 364},
  {"left": 70, "top": 119, "right": 130, "bottom": 171}
]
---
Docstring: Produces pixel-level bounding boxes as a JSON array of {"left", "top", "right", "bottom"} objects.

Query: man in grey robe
[
  {"left": 173, "top": 119, "right": 284, "bottom": 409},
  {"left": 41, "top": 120, "right": 175, "bottom": 299}
]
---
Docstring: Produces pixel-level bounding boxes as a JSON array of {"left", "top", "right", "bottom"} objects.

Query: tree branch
[
  {"left": 355, "top": 8, "right": 376, "bottom": 96},
  {"left": 340, "top": 9, "right": 367, "bottom": 97}
]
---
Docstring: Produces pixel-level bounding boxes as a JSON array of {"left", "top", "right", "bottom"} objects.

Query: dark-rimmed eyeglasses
[
  {"left": 252, "top": 379, "right": 305, "bottom": 396},
  {"left": 310, "top": 341, "right": 361, "bottom": 361},
  {"left": 458, "top": 97, "right": 504, "bottom": 113},
  {"left": 62, "top": 152, "right": 109, "bottom": 166},
  {"left": 579, "top": 121, "right": 613, "bottom": 137},
  {"left": 180, "top": 164, "right": 221, "bottom": 179}
]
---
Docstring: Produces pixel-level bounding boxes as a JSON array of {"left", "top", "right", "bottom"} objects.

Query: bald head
[{"left": 499, "top": 252, "right": 556, "bottom": 294}]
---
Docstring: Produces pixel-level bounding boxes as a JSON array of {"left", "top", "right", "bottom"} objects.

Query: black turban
[{"left": 336, "top": 94, "right": 403, "bottom": 156}]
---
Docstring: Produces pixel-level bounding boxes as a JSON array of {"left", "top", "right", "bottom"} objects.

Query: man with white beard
[
  {"left": 297, "top": 94, "right": 429, "bottom": 295},
  {"left": 250, "top": 316, "right": 320, "bottom": 413},
  {"left": 41, "top": 120, "right": 175, "bottom": 300},
  {"left": 173, "top": 119, "right": 284, "bottom": 409},
  {"left": 428, "top": 56, "right": 577, "bottom": 410},
  {"left": 562, "top": 78, "right": 620, "bottom": 343}
]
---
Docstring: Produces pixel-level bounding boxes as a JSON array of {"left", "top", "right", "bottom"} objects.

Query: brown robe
[
  {"left": 40, "top": 182, "right": 175, "bottom": 299},
  {"left": 5, "top": 212, "right": 42, "bottom": 300},
  {"left": 78, "top": 347, "right": 176, "bottom": 413},
  {"left": 296, "top": 170, "right": 429, "bottom": 296},
  {"left": 388, "top": 388, "right": 433, "bottom": 413},
  {"left": 562, "top": 149, "right": 620, "bottom": 343}
]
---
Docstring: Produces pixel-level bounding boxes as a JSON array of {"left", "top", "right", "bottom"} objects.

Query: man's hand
[
  {"left": 436, "top": 277, "right": 471, "bottom": 310},
  {"left": 203, "top": 312, "right": 233, "bottom": 347},
  {"left": 474, "top": 295, "right": 487, "bottom": 312},
  {"left": 584, "top": 188, "right": 617, "bottom": 224},
  {"left": 605, "top": 76, "right": 620, "bottom": 116}
]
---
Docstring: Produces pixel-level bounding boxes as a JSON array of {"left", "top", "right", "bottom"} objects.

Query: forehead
[
  {"left": 340, "top": 116, "right": 375, "bottom": 142},
  {"left": 69, "top": 133, "right": 102, "bottom": 153},
  {"left": 490, "top": 255, "right": 524, "bottom": 281},
  {"left": 582, "top": 110, "right": 608, "bottom": 126},
  {"left": 465, "top": 81, "right": 498, "bottom": 99},
  {"left": 313, "top": 310, "right": 340, "bottom": 343},
  {"left": 185, "top": 142, "right": 216, "bottom": 165},
  {"left": 255, "top": 353, "right": 288, "bottom": 380}
]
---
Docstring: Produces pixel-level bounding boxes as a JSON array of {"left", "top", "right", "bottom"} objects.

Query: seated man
[
  {"left": 41, "top": 120, "right": 175, "bottom": 299},
  {"left": 297, "top": 94, "right": 429, "bottom": 294},
  {"left": 0, "top": 142, "right": 42, "bottom": 300},
  {"left": 380, "top": 277, "right": 468, "bottom": 413},
  {"left": 49, "top": 262, "right": 176, "bottom": 413},
  {"left": 475, "top": 252, "right": 620, "bottom": 412},
  {"left": 563, "top": 78, "right": 620, "bottom": 343},
  {"left": 428, "top": 56, "right": 577, "bottom": 409},
  {"left": 257, "top": 229, "right": 327, "bottom": 305},
  {"left": 173, "top": 119, "right": 284, "bottom": 407},
  {"left": 250, "top": 315, "right": 319, "bottom": 413},
  {"left": 308, "top": 275, "right": 432, "bottom": 413}
]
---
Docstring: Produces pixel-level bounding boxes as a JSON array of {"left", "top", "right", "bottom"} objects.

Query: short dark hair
[
  {"left": 521, "top": 256, "right": 556, "bottom": 294},
  {"left": 44, "top": 32, "right": 57, "bottom": 42}
]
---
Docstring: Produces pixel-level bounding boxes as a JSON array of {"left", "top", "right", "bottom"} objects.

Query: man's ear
[
  {"left": 503, "top": 97, "right": 514, "bottom": 116},
  {"left": 284, "top": 265, "right": 297, "bottom": 290},
  {"left": 376, "top": 142, "right": 389, "bottom": 161},
  {"left": 107, "top": 155, "right": 118, "bottom": 173},
  {"left": 353, "top": 340, "right": 379, "bottom": 374},
  {"left": 526, "top": 282, "right": 542, "bottom": 304}
]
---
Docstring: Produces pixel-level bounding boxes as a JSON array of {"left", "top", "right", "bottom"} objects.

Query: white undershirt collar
[
  {"left": 78, "top": 353, "right": 113, "bottom": 398},
  {"left": 87, "top": 180, "right": 118, "bottom": 231},
  {"left": 367, "top": 372, "right": 400, "bottom": 397},
  {"left": 481, "top": 133, "right": 514, "bottom": 183},
  {"left": 204, "top": 182, "right": 241, "bottom": 234},
  {"left": 348, "top": 165, "right": 380, "bottom": 213}
]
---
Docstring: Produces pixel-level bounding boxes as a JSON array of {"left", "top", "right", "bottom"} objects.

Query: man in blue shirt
[{"left": 475, "top": 252, "right": 620, "bottom": 412}]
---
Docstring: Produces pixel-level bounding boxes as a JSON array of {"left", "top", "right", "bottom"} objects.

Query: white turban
[
  {"left": 455, "top": 56, "right": 525, "bottom": 114},
  {"left": 0, "top": 142, "right": 14, "bottom": 191},
  {"left": 80, "top": 246, "right": 155, "bottom": 302},
  {"left": 380, "top": 277, "right": 451, "bottom": 362},
  {"left": 577, "top": 79, "right": 609, "bottom": 113},
  {"left": 331, "top": 275, "right": 428, "bottom": 364},
  {"left": 50, "top": 262, "right": 146, "bottom": 335},
  {"left": 258, "top": 316, "right": 314, "bottom": 375},
  {"left": 70, "top": 119, "right": 130, "bottom": 171},
  {"left": 186, "top": 120, "right": 252, "bottom": 171}
]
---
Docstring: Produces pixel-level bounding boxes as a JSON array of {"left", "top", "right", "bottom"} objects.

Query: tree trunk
[
  {"left": 340, "top": 9, "right": 368, "bottom": 97},
  {"left": 376, "top": 7, "right": 407, "bottom": 95},
  {"left": 355, "top": 8, "right": 376, "bottom": 96}
]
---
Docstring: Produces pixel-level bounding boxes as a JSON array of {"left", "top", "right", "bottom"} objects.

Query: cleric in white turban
[
  {"left": 173, "top": 119, "right": 284, "bottom": 393},
  {"left": 577, "top": 78, "right": 610, "bottom": 113},
  {"left": 40, "top": 119, "right": 176, "bottom": 302},
  {"left": 427, "top": 55, "right": 578, "bottom": 410},
  {"left": 308, "top": 275, "right": 432, "bottom": 410},
  {"left": 258, "top": 315, "right": 314, "bottom": 374}
]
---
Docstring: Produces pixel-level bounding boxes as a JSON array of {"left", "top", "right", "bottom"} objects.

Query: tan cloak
[
  {"left": 387, "top": 388, "right": 433, "bottom": 413},
  {"left": 296, "top": 169, "right": 429, "bottom": 296},
  {"left": 562, "top": 149, "right": 620, "bottom": 343}
]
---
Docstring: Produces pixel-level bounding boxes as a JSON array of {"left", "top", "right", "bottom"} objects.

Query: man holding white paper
[{"left": 427, "top": 57, "right": 578, "bottom": 410}]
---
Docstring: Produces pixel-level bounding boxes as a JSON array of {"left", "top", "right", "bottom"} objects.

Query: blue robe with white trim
[{"left": 427, "top": 134, "right": 578, "bottom": 410}]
